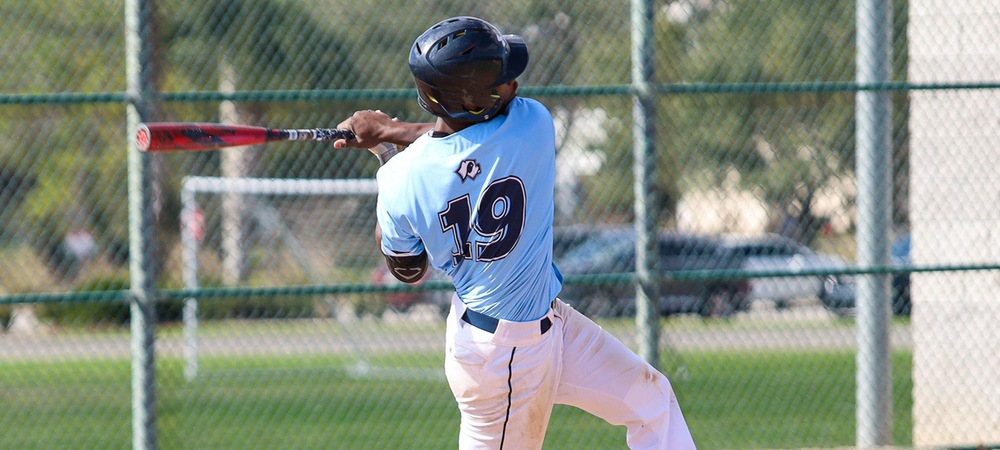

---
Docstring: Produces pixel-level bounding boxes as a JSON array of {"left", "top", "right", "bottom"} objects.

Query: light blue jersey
[{"left": 375, "top": 97, "right": 563, "bottom": 322}]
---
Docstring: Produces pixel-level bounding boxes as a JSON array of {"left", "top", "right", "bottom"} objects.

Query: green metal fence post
[
  {"left": 632, "top": 0, "right": 659, "bottom": 366},
  {"left": 126, "top": 0, "right": 157, "bottom": 448},
  {"left": 856, "top": 0, "right": 894, "bottom": 445}
]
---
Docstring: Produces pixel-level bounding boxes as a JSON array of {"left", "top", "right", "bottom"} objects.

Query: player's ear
[
  {"left": 502, "top": 80, "right": 518, "bottom": 96},
  {"left": 497, "top": 80, "right": 519, "bottom": 105}
]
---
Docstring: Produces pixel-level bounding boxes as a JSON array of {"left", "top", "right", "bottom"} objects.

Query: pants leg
[
  {"left": 552, "top": 300, "right": 697, "bottom": 450},
  {"left": 444, "top": 300, "right": 561, "bottom": 450}
]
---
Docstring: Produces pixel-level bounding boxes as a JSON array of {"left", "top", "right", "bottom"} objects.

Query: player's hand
[{"left": 332, "top": 109, "right": 399, "bottom": 150}]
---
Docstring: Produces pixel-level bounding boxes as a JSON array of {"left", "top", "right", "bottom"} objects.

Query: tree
[{"left": 668, "top": 1, "right": 862, "bottom": 243}]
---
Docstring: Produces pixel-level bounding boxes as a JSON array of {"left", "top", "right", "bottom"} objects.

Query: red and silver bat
[{"left": 135, "top": 122, "right": 356, "bottom": 152}]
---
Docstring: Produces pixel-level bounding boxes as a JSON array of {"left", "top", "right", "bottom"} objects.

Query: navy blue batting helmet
[{"left": 408, "top": 16, "right": 529, "bottom": 122}]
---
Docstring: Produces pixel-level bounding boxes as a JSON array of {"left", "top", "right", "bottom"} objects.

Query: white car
[{"left": 719, "top": 234, "right": 854, "bottom": 309}]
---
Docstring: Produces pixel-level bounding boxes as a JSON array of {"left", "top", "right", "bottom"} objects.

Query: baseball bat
[{"left": 136, "top": 122, "right": 356, "bottom": 152}]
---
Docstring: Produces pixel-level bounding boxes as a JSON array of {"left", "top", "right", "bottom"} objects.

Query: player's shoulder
[
  {"left": 506, "top": 97, "right": 555, "bottom": 138},
  {"left": 510, "top": 97, "right": 552, "bottom": 117}
]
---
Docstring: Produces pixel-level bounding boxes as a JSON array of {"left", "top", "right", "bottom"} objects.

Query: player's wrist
[{"left": 372, "top": 142, "right": 400, "bottom": 165}]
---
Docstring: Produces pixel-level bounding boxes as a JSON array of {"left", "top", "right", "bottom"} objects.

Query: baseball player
[{"left": 334, "top": 16, "right": 696, "bottom": 450}]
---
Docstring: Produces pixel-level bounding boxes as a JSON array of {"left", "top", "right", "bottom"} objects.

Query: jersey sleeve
[{"left": 375, "top": 163, "right": 426, "bottom": 257}]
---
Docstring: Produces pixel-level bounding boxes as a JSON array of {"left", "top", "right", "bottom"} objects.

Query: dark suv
[{"left": 556, "top": 227, "right": 751, "bottom": 318}]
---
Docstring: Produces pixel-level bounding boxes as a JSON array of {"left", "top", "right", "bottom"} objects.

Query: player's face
[
  {"left": 458, "top": 80, "right": 516, "bottom": 115},
  {"left": 436, "top": 80, "right": 520, "bottom": 133}
]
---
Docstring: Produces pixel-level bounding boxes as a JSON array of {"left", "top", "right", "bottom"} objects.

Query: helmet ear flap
[
  {"left": 415, "top": 83, "right": 443, "bottom": 117},
  {"left": 414, "top": 79, "right": 445, "bottom": 117}
]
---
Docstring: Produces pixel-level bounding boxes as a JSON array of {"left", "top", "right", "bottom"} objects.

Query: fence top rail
[{"left": 4, "top": 81, "right": 1000, "bottom": 106}]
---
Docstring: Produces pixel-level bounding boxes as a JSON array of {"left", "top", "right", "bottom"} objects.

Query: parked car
[
  {"left": 718, "top": 233, "right": 856, "bottom": 310},
  {"left": 557, "top": 227, "right": 751, "bottom": 318},
  {"left": 789, "top": 233, "right": 912, "bottom": 317}
]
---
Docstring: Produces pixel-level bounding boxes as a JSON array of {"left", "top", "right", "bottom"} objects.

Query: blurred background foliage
[{"left": 0, "top": 0, "right": 908, "bottom": 309}]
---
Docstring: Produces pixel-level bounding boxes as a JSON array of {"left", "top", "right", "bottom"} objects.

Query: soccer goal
[{"left": 179, "top": 176, "right": 380, "bottom": 381}]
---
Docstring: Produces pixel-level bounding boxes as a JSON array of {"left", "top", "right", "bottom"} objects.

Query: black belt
[{"left": 461, "top": 308, "right": 552, "bottom": 335}]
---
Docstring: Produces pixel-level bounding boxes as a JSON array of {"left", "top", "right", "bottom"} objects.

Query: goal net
[{"left": 178, "top": 176, "right": 444, "bottom": 381}]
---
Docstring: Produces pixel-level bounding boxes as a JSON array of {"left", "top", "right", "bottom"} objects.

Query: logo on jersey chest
[{"left": 456, "top": 159, "right": 482, "bottom": 182}]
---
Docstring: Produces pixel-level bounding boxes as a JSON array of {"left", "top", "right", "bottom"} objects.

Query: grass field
[{"left": 0, "top": 348, "right": 912, "bottom": 449}]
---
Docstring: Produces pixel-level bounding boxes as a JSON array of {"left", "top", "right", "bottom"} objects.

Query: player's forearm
[
  {"left": 384, "top": 121, "right": 434, "bottom": 146},
  {"left": 374, "top": 121, "right": 433, "bottom": 165},
  {"left": 334, "top": 110, "right": 431, "bottom": 150}
]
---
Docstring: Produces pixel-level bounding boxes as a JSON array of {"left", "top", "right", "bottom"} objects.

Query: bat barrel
[{"left": 139, "top": 123, "right": 271, "bottom": 152}]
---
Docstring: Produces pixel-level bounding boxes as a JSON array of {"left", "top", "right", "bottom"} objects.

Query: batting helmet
[{"left": 408, "top": 16, "right": 529, "bottom": 122}]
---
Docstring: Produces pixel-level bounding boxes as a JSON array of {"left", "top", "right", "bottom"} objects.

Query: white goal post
[{"left": 179, "top": 176, "right": 378, "bottom": 381}]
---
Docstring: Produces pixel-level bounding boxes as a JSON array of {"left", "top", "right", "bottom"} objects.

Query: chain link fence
[{"left": 1, "top": 1, "right": 998, "bottom": 449}]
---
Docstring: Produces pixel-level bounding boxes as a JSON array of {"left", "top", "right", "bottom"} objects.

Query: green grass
[
  {"left": 676, "top": 351, "right": 912, "bottom": 449},
  {"left": 0, "top": 351, "right": 912, "bottom": 449}
]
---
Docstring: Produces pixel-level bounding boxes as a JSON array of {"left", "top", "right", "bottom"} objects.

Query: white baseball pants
[{"left": 444, "top": 296, "right": 697, "bottom": 449}]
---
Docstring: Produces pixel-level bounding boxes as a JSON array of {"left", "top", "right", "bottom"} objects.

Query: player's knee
[{"left": 625, "top": 369, "right": 677, "bottom": 420}]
